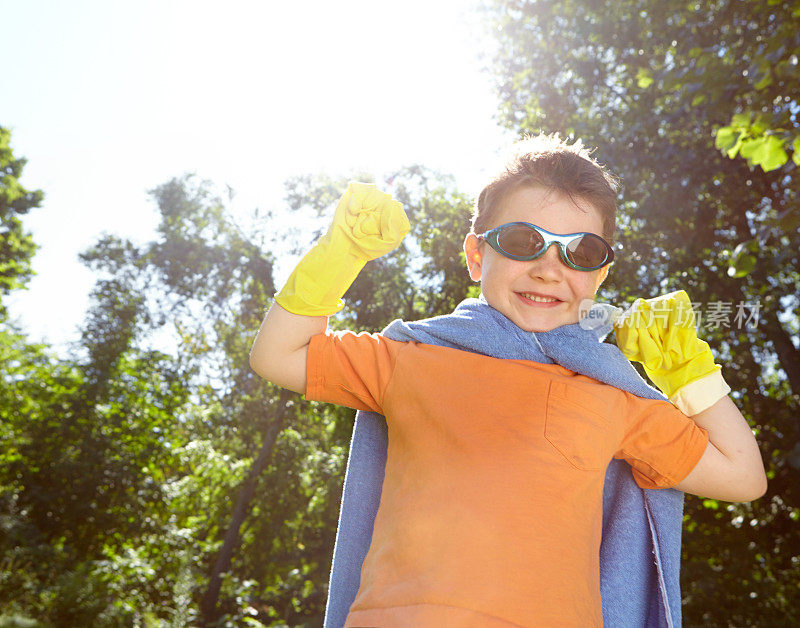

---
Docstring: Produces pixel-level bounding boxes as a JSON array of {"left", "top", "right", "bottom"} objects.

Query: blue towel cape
[{"left": 323, "top": 297, "right": 685, "bottom": 628}]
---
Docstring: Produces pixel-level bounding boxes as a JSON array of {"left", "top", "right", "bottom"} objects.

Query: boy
[{"left": 250, "top": 135, "right": 767, "bottom": 626}]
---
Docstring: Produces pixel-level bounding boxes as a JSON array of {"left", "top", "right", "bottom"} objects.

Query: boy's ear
[
  {"left": 463, "top": 233, "right": 483, "bottom": 281},
  {"left": 595, "top": 263, "right": 611, "bottom": 291}
]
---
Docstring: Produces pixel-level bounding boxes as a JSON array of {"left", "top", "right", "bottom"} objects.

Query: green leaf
[
  {"left": 727, "top": 253, "right": 756, "bottom": 278},
  {"left": 636, "top": 67, "right": 653, "bottom": 89},
  {"left": 730, "top": 112, "right": 752, "bottom": 128},
  {"left": 726, "top": 134, "right": 744, "bottom": 159},
  {"left": 691, "top": 93, "right": 707, "bottom": 106},
  {"left": 750, "top": 115, "right": 769, "bottom": 135},
  {"left": 792, "top": 136, "right": 800, "bottom": 166},
  {"left": 717, "top": 125, "right": 749, "bottom": 159},
  {"left": 751, "top": 135, "right": 789, "bottom": 171},
  {"left": 727, "top": 241, "right": 757, "bottom": 278},
  {"left": 739, "top": 137, "right": 765, "bottom": 161},
  {"left": 715, "top": 126, "right": 738, "bottom": 150}
]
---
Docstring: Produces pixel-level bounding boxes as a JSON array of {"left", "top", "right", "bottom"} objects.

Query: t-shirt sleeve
[
  {"left": 305, "top": 329, "right": 404, "bottom": 413},
  {"left": 614, "top": 392, "right": 710, "bottom": 490}
]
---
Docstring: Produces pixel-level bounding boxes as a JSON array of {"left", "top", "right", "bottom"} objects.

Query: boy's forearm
[{"left": 689, "top": 395, "right": 767, "bottom": 495}]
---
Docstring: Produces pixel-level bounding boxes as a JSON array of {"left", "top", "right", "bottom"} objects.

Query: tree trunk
[{"left": 199, "top": 389, "right": 290, "bottom": 624}]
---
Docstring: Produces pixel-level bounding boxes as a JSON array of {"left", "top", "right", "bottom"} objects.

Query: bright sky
[{"left": 2, "top": 0, "right": 513, "bottom": 355}]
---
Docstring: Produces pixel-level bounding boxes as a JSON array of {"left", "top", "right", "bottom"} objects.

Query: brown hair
[{"left": 471, "top": 133, "right": 619, "bottom": 243}]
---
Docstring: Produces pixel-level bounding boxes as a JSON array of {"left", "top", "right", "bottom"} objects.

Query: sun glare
[{"left": 3, "top": 0, "right": 509, "bottom": 352}]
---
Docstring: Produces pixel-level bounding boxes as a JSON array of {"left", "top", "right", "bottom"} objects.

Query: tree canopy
[
  {"left": 484, "top": 0, "right": 799, "bottom": 623},
  {"left": 0, "top": 126, "right": 43, "bottom": 314},
  {"left": 2, "top": 2, "right": 798, "bottom": 623},
  {"left": 1, "top": 165, "right": 476, "bottom": 625}
]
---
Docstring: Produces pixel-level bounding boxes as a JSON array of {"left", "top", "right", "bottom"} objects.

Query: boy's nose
[{"left": 528, "top": 243, "right": 564, "bottom": 280}]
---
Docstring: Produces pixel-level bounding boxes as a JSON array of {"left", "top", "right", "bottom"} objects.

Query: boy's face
[{"left": 463, "top": 185, "right": 610, "bottom": 333}]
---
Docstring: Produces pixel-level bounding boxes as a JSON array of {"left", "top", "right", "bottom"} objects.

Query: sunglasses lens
[
  {"left": 496, "top": 224, "right": 544, "bottom": 257},
  {"left": 566, "top": 235, "right": 608, "bottom": 269}
]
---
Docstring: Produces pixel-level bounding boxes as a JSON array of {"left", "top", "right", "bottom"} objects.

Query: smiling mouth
[{"left": 517, "top": 292, "right": 562, "bottom": 304}]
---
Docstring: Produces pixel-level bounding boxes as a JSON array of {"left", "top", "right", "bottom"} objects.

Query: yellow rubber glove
[
  {"left": 613, "top": 290, "right": 731, "bottom": 415},
  {"left": 274, "top": 182, "right": 410, "bottom": 316}
]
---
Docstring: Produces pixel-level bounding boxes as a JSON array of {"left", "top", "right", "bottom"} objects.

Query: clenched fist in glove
[
  {"left": 613, "top": 290, "right": 731, "bottom": 415},
  {"left": 275, "top": 182, "right": 410, "bottom": 316}
]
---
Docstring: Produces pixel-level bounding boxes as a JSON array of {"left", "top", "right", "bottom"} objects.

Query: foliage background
[{"left": 1, "top": 1, "right": 798, "bottom": 626}]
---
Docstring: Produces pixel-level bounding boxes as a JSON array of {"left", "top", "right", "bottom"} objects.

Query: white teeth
[{"left": 521, "top": 293, "right": 558, "bottom": 303}]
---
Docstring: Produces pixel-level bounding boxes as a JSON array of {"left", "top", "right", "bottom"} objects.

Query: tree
[
  {"left": 484, "top": 0, "right": 799, "bottom": 623},
  {"left": 0, "top": 159, "right": 482, "bottom": 625},
  {"left": 83, "top": 175, "right": 342, "bottom": 625},
  {"left": 0, "top": 126, "right": 43, "bottom": 314},
  {"left": 0, "top": 290, "right": 194, "bottom": 623},
  {"left": 703, "top": 1, "right": 800, "bottom": 173},
  {"left": 0, "top": 132, "right": 195, "bottom": 624}
]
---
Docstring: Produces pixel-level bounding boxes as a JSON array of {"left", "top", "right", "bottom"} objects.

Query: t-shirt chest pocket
[{"left": 544, "top": 380, "right": 611, "bottom": 471}]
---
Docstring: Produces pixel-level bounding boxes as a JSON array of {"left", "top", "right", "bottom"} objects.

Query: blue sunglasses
[{"left": 477, "top": 222, "right": 615, "bottom": 271}]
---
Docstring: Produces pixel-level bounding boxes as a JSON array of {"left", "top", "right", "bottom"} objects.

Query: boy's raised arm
[
  {"left": 249, "top": 182, "right": 409, "bottom": 395},
  {"left": 614, "top": 291, "right": 768, "bottom": 502}
]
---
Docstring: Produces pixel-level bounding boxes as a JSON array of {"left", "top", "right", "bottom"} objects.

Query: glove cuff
[
  {"left": 669, "top": 368, "right": 731, "bottom": 415},
  {"left": 274, "top": 240, "right": 367, "bottom": 316},
  {"left": 274, "top": 293, "right": 346, "bottom": 317}
]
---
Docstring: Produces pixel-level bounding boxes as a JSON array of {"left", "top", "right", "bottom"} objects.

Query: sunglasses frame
[{"left": 476, "top": 221, "right": 615, "bottom": 271}]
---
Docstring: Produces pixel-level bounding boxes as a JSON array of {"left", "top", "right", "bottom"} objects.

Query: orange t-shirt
[{"left": 306, "top": 330, "right": 709, "bottom": 627}]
